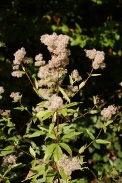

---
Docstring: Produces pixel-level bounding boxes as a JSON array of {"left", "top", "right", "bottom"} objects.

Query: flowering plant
[{"left": 0, "top": 33, "right": 121, "bottom": 183}]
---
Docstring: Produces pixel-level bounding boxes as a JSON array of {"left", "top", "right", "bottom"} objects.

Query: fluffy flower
[
  {"left": 71, "top": 69, "right": 82, "bottom": 81},
  {"left": 84, "top": 49, "right": 97, "bottom": 59},
  {"left": 10, "top": 92, "right": 21, "bottom": 101},
  {"left": 84, "top": 49, "right": 105, "bottom": 70},
  {"left": 45, "top": 94, "right": 64, "bottom": 111},
  {"left": 0, "top": 109, "right": 11, "bottom": 118},
  {"left": 0, "top": 86, "right": 4, "bottom": 94},
  {"left": 3, "top": 155, "right": 17, "bottom": 164},
  {"left": 14, "top": 47, "right": 26, "bottom": 65},
  {"left": 0, "top": 86, "right": 4, "bottom": 99},
  {"left": 35, "top": 53, "right": 45, "bottom": 66},
  {"left": 58, "top": 154, "right": 81, "bottom": 176},
  {"left": 11, "top": 71, "right": 23, "bottom": 78},
  {"left": 101, "top": 105, "right": 119, "bottom": 119}
]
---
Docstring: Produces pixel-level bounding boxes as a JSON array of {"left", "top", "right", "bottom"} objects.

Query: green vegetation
[{"left": 0, "top": 1, "right": 122, "bottom": 182}]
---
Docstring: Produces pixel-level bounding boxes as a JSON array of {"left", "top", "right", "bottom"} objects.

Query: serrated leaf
[
  {"left": 79, "top": 145, "right": 87, "bottom": 154},
  {"left": 60, "top": 143, "right": 72, "bottom": 156},
  {"left": 59, "top": 86, "right": 70, "bottom": 103},
  {"left": 53, "top": 145, "right": 63, "bottom": 162},
  {"left": 86, "top": 129, "right": 95, "bottom": 140},
  {"left": 79, "top": 81, "right": 85, "bottom": 89},
  {"left": 96, "top": 139, "right": 111, "bottom": 144},
  {"left": 49, "top": 123, "right": 55, "bottom": 134},
  {"left": 44, "top": 143, "right": 57, "bottom": 161},
  {"left": 29, "top": 146, "right": 36, "bottom": 158},
  {"left": 62, "top": 131, "right": 81, "bottom": 140}
]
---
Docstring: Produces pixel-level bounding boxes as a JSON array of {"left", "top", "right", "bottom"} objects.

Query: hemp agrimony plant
[{"left": 0, "top": 33, "right": 120, "bottom": 183}]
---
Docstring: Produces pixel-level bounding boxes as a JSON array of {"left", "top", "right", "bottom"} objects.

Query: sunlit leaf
[
  {"left": 59, "top": 86, "right": 70, "bottom": 103},
  {"left": 86, "top": 129, "right": 95, "bottom": 140},
  {"left": 79, "top": 145, "right": 87, "bottom": 154},
  {"left": 53, "top": 145, "right": 62, "bottom": 162},
  {"left": 44, "top": 143, "right": 57, "bottom": 161},
  {"left": 96, "top": 139, "right": 111, "bottom": 144},
  {"left": 60, "top": 143, "right": 72, "bottom": 156},
  {"left": 29, "top": 146, "right": 36, "bottom": 158}
]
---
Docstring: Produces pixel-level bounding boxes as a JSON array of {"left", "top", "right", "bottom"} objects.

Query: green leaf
[
  {"left": 36, "top": 110, "right": 52, "bottom": 120},
  {"left": 24, "top": 131, "right": 45, "bottom": 138},
  {"left": 69, "top": 75, "right": 74, "bottom": 85},
  {"left": 53, "top": 145, "right": 63, "bottom": 162},
  {"left": 62, "top": 131, "right": 81, "bottom": 140},
  {"left": 64, "top": 102, "right": 80, "bottom": 108},
  {"left": 60, "top": 143, "right": 72, "bottom": 156},
  {"left": 14, "top": 106, "right": 26, "bottom": 111},
  {"left": 88, "top": 110, "right": 99, "bottom": 114},
  {"left": 34, "top": 78, "right": 38, "bottom": 89},
  {"left": 79, "top": 81, "right": 86, "bottom": 89},
  {"left": 59, "top": 86, "right": 70, "bottom": 103},
  {"left": 0, "top": 150, "right": 15, "bottom": 156},
  {"left": 49, "top": 123, "right": 55, "bottom": 134},
  {"left": 79, "top": 145, "right": 87, "bottom": 154},
  {"left": 91, "top": 74, "right": 101, "bottom": 76},
  {"left": 46, "top": 133, "right": 56, "bottom": 140},
  {"left": 96, "top": 139, "right": 111, "bottom": 144},
  {"left": 44, "top": 143, "right": 57, "bottom": 161},
  {"left": 58, "top": 109, "right": 67, "bottom": 117},
  {"left": 105, "top": 120, "right": 113, "bottom": 127},
  {"left": 29, "top": 146, "right": 36, "bottom": 158},
  {"left": 86, "top": 129, "right": 95, "bottom": 140}
]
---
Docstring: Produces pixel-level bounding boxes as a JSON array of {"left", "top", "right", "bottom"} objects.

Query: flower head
[
  {"left": 3, "top": 155, "right": 17, "bottom": 164},
  {"left": 57, "top": 154, "right": 81, "bottom": 176},
  {"left": 101, "top": 105, "right": 119, "bottom": 119},
  {"left": 84, "top": 49, "right": 105, "bottom": 69}
]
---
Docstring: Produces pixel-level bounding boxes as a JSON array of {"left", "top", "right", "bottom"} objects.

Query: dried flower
[
  {"left": 11, "top": 71, "right": 23, "bottom": 78},
  {"left": 0, "top": 86, "right": 4, "bottom": 94},
  {"left": 35, "top": 53, "right": 46, "bottom": 66},
  {"left": 71, "top": 69, "right": 82, "bottom": 81},
  {"left": 58, "top": 154, "right": 81, "bottom": 176},
  {"left": 3, "top": 155, "right": 17, "bottom": 164},
  {"left": 0, "top": 86, "right": 4, "bottom": 99},
  {"left": 14, "top": 47, "right": 26, "bottom": 65},
  {"left": 84, "top": 49, "right": 97, "bottom": 59},
  {"left": 10, "top": 92, "right": 21, "bottom": 101},
  {"left": 45, "top": 94, "right": 64, "bottom": 111},
  {"left": 101, "top": 105, "right": 119, "bottom": 119},
  {"left": 0, "top": 109, "right": 11, "bottom": 118},
  {"left": 84, "top": 49, "right": 105, "bottom": 70}
]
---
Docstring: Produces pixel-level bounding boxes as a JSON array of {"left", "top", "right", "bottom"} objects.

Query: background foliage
[{"left": 0, "top": 0, "right": 122, "bottom": 182}]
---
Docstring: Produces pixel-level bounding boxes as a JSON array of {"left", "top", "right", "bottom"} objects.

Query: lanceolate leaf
[
  {"left": 53, "top": 145, "right": 63, "bottom": 162},
  {"left": 62, "top": 131, "right": 81, "bottom": 140},
  {"left": 60, "top": 143, "right": 72, "bottom": 156},
  {"left": 79, "top": 145, "right": 87, "bottom": 154},
  {"left": 29, "top": 146, "right": 36, "bottom": 158},
  {"left": 44, "top": 143, "right": 57, "bottom": 161},
  {"left": 59, "top": 86, "right": 70, "bottom": 103},
  {"left": 79, "top": 81, "right": 86, "bottom": 89},
  {"left": 96, "top": 139, "right": 111, "bottom": 144},
  {"left": 86, "top": 129, "right": 95, "bottom": 140}
]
